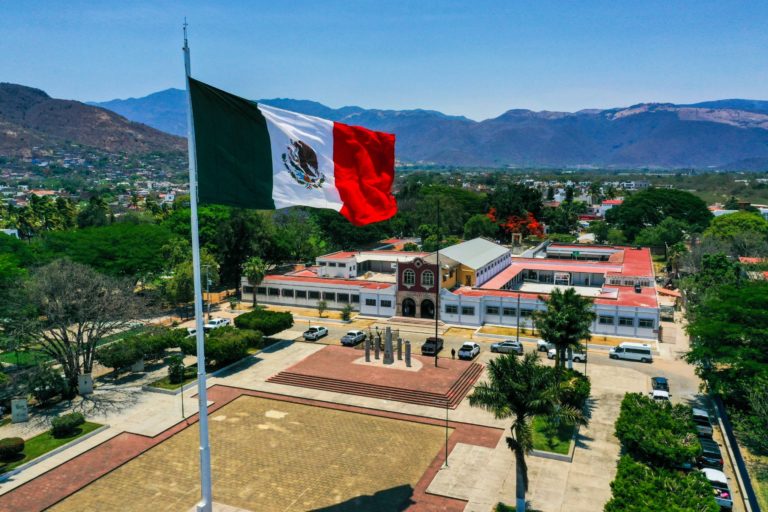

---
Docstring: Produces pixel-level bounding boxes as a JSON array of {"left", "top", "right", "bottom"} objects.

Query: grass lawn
[
  {"left": 0, "top": 349, "right": 51, "bottom": 367},
  {"left": 532, "top": 416, "right": 574, "bottom": 455},
  {"left": 147, "top": 365, "right": 198, "bottom": 390},
  {"left": 96, "top": 325, "right": 153, "bottom": 347},
  {"left": 0, "top": 421, "right": 102, "bottom": 473},
  {"left": 478, "top": 326, "right": 539, "bottom": 337},
  {"left": 742, "top": 446, "right": 768, "bottom": 511}
]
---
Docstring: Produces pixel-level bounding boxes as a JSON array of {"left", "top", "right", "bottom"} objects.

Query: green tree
[
  {"left": 615, "top": 393, "right": 700, "bottom": 468},
  {"left": 606, "top": 228, "right": 627, "bottom": 245},
  {"left": 468, "top": 353, "right": 583, "bottom": 512},
  {"left": 77, "top": 195, "right": 111, "bottom": 228},
  {"left": 702, "top": 211, "right": 768, "bottom": 256},
  {"left": 605, "top": 456, "right": 718, "bottom": 512},
  {"left": 164, "top": 251, "right": 219, "bottom": 307},
  {"left": 589, "top": 221, "right": 610, "bottom": 244},
  {"left": 605, "top": 188, "right": 712, "bottom": 241},
  {"left": 242, "top": 256, "right": 268, "bottom": 308},
  {"left": 634, "top": 217, "right": 689, "bottom": 248},
  {"left": 686, "top": 281, "right": 768, "bottom": 407},
  {"left": 317, "top": 300, "right": 327, "bottom": 318},
  {"left": 463, "top": 214, "right": 499, "bottom": 240},
  {"left": 533, "top": 288, "right": 595, "bottom": 370}
]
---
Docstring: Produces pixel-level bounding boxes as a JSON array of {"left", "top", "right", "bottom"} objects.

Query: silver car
[{"left": 491, "top": 340, "right": 524, "bottom": 355}]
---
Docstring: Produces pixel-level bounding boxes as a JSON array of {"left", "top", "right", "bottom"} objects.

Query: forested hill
[
  {"left": 91, "top": 88, "right": 768, "bottom": 170},
  {"left": 0, "top": 83, "right": 186, "bottom": 157}
]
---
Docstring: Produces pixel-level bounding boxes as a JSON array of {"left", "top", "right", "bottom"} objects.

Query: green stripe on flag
[{"left": 189, "top": 78, "right": 275, "bottom": 210}]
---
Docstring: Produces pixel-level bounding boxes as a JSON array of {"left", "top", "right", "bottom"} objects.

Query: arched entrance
[
  {"left": 402, "top": 298, "right": 416, "bottom": 317},
  {"left": 420, "top": 299, "right": 435, "bottom": 319}
]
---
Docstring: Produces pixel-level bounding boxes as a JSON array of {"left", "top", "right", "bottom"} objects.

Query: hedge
[
  {"left": 605, "top": 456, "right": 718, "bottom": 512},
  {"left": 559, "top": 369, "right": 591, "bottom": 410},
  {"left": 234, "top": 310, "right": 293, "bottom": 336},
  {"left": 178, "top": 328, "right": 250, "bottom": 367},
  {"left": 0, "top": 437, "right": 24, "bottom": 460},
  {"left": 51, "top": 412, "right": 85, "bottom": 438},
  {"left": 95, "top": 340, "right": 142, "bottom": 374},
  {"left": 615, "top": 393, "right": 701, "bottom": 468}
]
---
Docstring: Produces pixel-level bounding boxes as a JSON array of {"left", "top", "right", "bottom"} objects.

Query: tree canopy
[{"left": 605, "top": 188, "right": 712, "bottom": 241}]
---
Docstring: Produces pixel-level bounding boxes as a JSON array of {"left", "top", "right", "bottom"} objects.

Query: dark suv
[
  {"left": 421, "top": 337, "right": 444, "bottom": 356},
  {"left": 697, "top": 438, "right": 724, "bottom": 470}
]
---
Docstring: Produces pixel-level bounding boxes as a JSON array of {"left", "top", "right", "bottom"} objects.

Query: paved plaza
[{"left": 49, "top": 395, "right": 452, "bottom": 512}]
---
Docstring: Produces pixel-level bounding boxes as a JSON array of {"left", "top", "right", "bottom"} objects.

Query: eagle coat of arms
[{"left": 282, "top": 139, "right": 325, "bottom": 189}]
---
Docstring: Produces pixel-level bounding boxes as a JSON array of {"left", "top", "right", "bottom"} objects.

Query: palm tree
[
  {"left": 469, "top": 353, "right": 584, "bottom": 512},
  {"left": 533, "top": 287, "right": 595, "bottom": 370},
  {"left": 242, "top": 256, "right": 268, "bottom": 308}
]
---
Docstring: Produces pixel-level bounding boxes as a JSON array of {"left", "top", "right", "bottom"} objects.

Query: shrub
[
  {"left": 234, "top": 309, "right": 293, "bottom": 336},
  {"left": 341, "top": 304, "right": 353, "bottom": 322},
  {"left": 95, "top": 340, "right": 142, "bottom": 374},
  {"left": 559, "top": 369, "right": 591, "bottom": 410},
  {"left": 26, "top": 364, "right": 66, "bottom": 405},
  {"left": 51, "top": 412, "right": 85, "bottom": 438},
  {"left": 167, "top": 355, "right": 185, "bottom": 384},
  {"left": 0, "top": 437, "right": 24, "bottom": 460},
  {"left": 615, "top": 393, "right": 701, "bottom": 468},
  {"left": 317, "top": 300, "right": 327, "bottom": 318},
  {"left": 605, "top": 456, "right": 718, "bottom": 512},
  {"left": 178, "top": 330, "right": 249, "bottom": 367}
]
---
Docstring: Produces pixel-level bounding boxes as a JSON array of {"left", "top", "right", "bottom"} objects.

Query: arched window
[
  {"left": 421, "top": 270, "right": 434, "bottom": 287},
  {"left": 403, "top": 269, "right": 416, "bottom": 285}
]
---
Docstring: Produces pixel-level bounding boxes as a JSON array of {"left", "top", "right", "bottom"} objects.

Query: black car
[
  {"left": 421, "top": 337, "right": 444, "bottom": 356},
  {"left": 651, "top": 376, "right": 670, "bottom": 393},
  {"left": 697, "top": 438, "right": 724, "bottom": 470}
]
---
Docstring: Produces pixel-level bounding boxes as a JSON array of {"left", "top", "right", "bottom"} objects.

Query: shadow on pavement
[
  {"left": 260, "top": 340, "right": 295, "bottom": 353},
  {"left": 310, "top": 484, "right": 415, "bottom": 512}
]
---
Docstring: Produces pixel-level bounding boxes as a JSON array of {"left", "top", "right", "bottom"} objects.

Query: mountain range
[
  {"left": 3, "top": 81, "right": 768, "bottom": 169},
  {"left": 0, "top": 83, "right": 185, "bottom": 157},
  {"left": 89, "top": 89, "right": 768, "bottom": 169}
]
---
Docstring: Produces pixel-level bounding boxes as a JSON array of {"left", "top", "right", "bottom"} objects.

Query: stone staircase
[{"left": 267, "top": 362, "right": 484, "bottom": 409}]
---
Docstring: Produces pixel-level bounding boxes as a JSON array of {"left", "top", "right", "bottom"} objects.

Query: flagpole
[{"left": 183, "top": 21, "right": 214, "bottom": 512}]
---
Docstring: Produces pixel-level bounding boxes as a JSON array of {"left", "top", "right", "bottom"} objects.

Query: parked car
[
  {"left": 458, "top": 342, "right": 480, "bottom": 360},
  {"left": 692, "top": 407, "right": 714, "bottom": 438},
  {"left": 340, "top": 330, "right": 366, "bottom": 346},
  {"left": 420, "top": 337, "right": 444, "bottom": 356},
  {"left": 204, "top": 317, "right": 230, "bottom": 331},
  {"left": 491, "top": 340, "right": 523, "bottom": 354},
  {"left": 547, "top": 347, "right": 587, "bottom": 363},
  {"left": 186, "top": 327, "right": 197, "bottom": 337},
  {"left": 536, "top": 339, "right": 554, "bottom": 352},
  {"left": 651, "top": 376, "right": 670, "bottom": 394},
  {"left": 303, "top": 326, "right": 328, "bottom": 341},
  {"left": 701, "top": 468, "right": 733, "bottom": 510},
  {"left": 650, "top": 389, "right": 670, "bottom": 402},
  {"left": 608, "top": 342, "right": 653, "bottom": 363},
  {"left": 697, "top": 438, "right": 724, "bottom": 470}
]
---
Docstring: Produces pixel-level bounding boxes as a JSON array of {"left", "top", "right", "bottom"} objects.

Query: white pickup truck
[{"left": 204, "top": 317, "right": 230, "bottom": 331}]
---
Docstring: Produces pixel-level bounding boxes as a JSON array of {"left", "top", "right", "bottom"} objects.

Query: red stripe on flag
[{"left": 332, "top": 122, "right": 397, "bottom": 226}]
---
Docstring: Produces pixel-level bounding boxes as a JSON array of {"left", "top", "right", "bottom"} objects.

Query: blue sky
[{"left": 2, "top": 1, "right": 767, "bottom": 120}]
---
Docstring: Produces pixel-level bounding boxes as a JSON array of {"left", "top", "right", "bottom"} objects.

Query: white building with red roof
[{"left": 438, "top": 243, "right": 660, "bottom": 340}]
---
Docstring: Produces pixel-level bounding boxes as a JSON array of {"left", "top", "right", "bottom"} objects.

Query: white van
[{"left": 609, "top": 342, "right": 653, "bottom": 363}]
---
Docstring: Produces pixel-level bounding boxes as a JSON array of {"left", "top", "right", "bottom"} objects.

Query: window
[
  {"left": 520, "top": 309, "right": 533, "bottom": 317},
  {"left": 268, "top": 288, "right": 280, "bottom": 296},
  {"left": 638, "top": 318, "right": 655, "bottom": 329},
  {"left": 337, "top": 293, "right": 349, "bottom": 303},
  {"left": 243, "top": 286, "right": 254, "bottom": 294},
  {"left": 502, "top": 307, "right": 517, "bottom": 317},
  {"left": 281, "top": 288, "right": 294, "bottom": 297},
  {"left": 309, "top": 291, "right": 320, "bottom": 299},
  {"left": 461, "top": 306, "right": 475, "bottom": 315},
  {"left": 381, "top": 300, "right": 392, "bottom": 308},
  {"left": 486, "top": 306, "right": 500, "bottom": 315},
  {"left": 256, "top": 286, "right": 267, "bottom": 294},
  {"left": 599, "top": 315, "right": 615, "bottom": 325},
  {"left": 618, "top": 317, "right": 634, "bottom": 327},
  {"left": 295, "top": 290, "right": 307, "bottom": 298},
  {"left": 351, "top": 294, "right": 360, "bottom": 303},
  {"left": 403, "top": 269, "right": 415, "bottom": 285},
  {"left": 365, "top": 298, "right": 376, "bottom": 306},
  {"left": 421, "top": 270, "right": 434, "bottom": 287},
  {"left": 338, "top": 263, "right": 346, "bottom": 268},
  {"left": 319, "top": 261, "right": 327, "bottom": 266},
  {"left": 328, "top": 262, "right": 337, "bottom": 267},
  {"left": 323, "top": 292, "right": 336, "bottom": 301},
  {"left": 445, "top": 305, "right": 458, "bottom": 314}
]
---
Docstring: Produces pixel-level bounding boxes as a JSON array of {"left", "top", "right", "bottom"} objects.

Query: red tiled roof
[
  {"left": 454, "top": 285, "right": 658, "bottom": 308},
  {"left": 263, "top": 274, "right": 394, "bottom": 290},
  {"left": 319, "top": 250, "right": 428, "bottom": 260},
  {"left": 602, "top": 199, "right": 623, "bottom": 205},
  {"left": 739, "top": 257, "right": 767, "bottom": 264}
]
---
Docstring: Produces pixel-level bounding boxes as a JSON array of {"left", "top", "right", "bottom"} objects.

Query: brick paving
[{"left": 1, "top": 386, "right": 502, "bottom": 512}]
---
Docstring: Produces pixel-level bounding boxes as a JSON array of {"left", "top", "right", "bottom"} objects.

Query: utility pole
[
  {"left": 516, "top": 292, "right": 521, "bottom": 344},
  {"left": 203, "top": 264, "right": 211, "bottom": 322},
  {"left": 435, "top": 198, "right": 440, "bottom": 368}
]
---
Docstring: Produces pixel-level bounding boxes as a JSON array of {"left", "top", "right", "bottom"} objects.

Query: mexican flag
[{"left": 188, "top": 78, "right": 397, "bottom": 226}]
